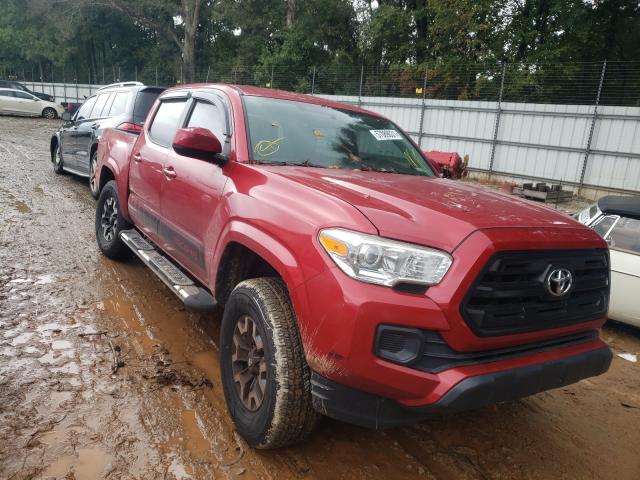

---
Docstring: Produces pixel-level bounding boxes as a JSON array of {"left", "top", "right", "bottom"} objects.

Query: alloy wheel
[
  {"left": 55, "top": 146, "right": 62, "bottom": 167},
  {"left": 100, "top": 195, "right": 118, "bottom": 242},
  {"left": 232, "top": 314, "right": 267, "bottom": 411},
  {"left": 90, "top": 156, "right": 98, "bottom": 195}
]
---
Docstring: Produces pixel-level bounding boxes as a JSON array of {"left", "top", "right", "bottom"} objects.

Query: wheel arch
[{"left": 212, "top": 223, "right": 303, "bottom": 307}]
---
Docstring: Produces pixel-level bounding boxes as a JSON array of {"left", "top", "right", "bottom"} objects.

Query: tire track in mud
[{"left": 1, "top": 116, "right": 640, "bottom": 480}]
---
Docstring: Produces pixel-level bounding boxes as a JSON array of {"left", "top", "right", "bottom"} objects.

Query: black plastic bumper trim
[{"left": 311, "top": 345, "right": 612, "bottom": 430}]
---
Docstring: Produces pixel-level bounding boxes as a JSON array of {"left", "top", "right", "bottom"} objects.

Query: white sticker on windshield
[{"left": 370, "top": 129, "right": 403, "bottom": 141}]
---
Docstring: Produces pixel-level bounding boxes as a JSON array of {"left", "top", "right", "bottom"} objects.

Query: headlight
[{"left": 318, "top": 228, "right": 452, "bottom": 287}]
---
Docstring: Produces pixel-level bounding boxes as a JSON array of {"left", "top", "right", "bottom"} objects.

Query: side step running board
[{"left": 120, "top": 229, "right": 217, "bottom": 312}]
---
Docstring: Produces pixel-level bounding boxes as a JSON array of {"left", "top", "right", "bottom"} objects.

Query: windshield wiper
[
  {"left": 250, "top": 159, "right": 328, "bottom": 168},
  {"left": 354, "top": 164, "right": 399, "bottom": 174}
]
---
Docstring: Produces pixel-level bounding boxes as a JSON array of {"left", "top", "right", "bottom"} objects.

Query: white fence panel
[{"left": 26, "top": 82, "right": 639, "bottom": 194}]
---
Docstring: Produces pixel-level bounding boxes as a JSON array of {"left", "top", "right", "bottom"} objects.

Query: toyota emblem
[{"left": 545, "top": 268, "right": 573, "bottom": 297}]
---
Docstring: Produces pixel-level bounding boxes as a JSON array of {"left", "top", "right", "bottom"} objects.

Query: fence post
[
  {"left": 102, "top": 65, "right": 105, "bottom": 84},
  {"left": 205, "top": 66, "right": 210, "bottom": 82},
  {"left": 156, "top": 66, "right": 159, "bottom": 85},
  {"left": 358, "top": 65, "right": 364, "bottom": 106},
  {"left": 270, "top": 65, "right": 274, "bottom": 88},
  {"left": 311, "top": 66, "right": 316, "bottom": 95},
  {"left": 579, "top": 60, "right": 607, "bottom": 191},
  {"left": 62, "top": 68, "right": 66, "bottom": 103},
  {"left": 135, "top": 65, "right": 138, "bottom": 82},
  {"left": 488, "top": 62, "right": 507, "bottom": 173},
  {"left": 416, "top": 65, "right": 428, "bottom": 148}
]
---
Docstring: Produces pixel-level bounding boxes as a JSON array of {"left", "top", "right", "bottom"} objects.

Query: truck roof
[{"left": 162, "top": 83, "right": 385, "bottom": 119}]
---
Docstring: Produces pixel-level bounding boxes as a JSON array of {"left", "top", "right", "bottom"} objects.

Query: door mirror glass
[
  {"left": 61, "top": 111, "right": 71, "bottom": 121},
  {"left": 172, "top": 127, "right": 223, "bottom": 162}
]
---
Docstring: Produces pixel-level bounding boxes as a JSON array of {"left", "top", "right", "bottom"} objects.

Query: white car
[
  {"left": 576, "top": 196, "right": 640, "bottom": 327},
  {"left": 0, "top": 88, "right": 65, "bottom": 119}
]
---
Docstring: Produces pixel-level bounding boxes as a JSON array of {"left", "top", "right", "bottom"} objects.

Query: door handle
[
  {"left": 162, "top": 167, "right": 177, "bottom": 179},
  {"left": 132, "top": 153, "right": 142, "bottom": 163},
  {"left": 91, "top": 123, "right": 99, "bottom": 130}
]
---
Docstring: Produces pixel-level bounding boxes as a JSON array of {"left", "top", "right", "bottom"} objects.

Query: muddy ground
[{"left": 0, "top": 115, "right": 639, "bottom": 480}]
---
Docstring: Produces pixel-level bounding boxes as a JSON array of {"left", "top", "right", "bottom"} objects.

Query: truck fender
[
  {"left": 211, "top": 220, "right": 305, "bottom": 294},
  {"left": 98, "top": 152, "right": 132, "bottom": 222}
]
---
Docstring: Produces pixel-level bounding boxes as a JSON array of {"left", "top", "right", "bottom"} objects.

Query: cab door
[
  {"left": 0, "top": 90, "right": 13, "bottom": 114},
  {"left": 159, "top": 93, "right": 230, "bottom": 282},
  {"left": 7, "top": 91, "right": 40, "bottom": 115},
  {"left": 73, "top": 92, "right": 112, "bottom": 175},
  {"left": 128, "top": 94, "right": 189, "bottom": 244},
  {"left": 61, "top": 95, "right": 98, "bottom": 170}
]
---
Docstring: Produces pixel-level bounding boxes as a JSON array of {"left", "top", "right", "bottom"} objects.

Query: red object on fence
[{"left": 423, "top": 150, "right": 467, "bottom": 179}]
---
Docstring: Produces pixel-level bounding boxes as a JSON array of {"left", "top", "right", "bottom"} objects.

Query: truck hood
[{"left": 265, "top": 167, "right": 580, "bottom": 252}]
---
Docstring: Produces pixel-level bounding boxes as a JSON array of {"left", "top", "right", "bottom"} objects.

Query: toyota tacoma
[{"left": 94, "top": 84, "right": 612, "bottom": 449}]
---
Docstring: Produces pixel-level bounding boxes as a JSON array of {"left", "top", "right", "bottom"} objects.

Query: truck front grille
[{"left": 461, "top": 249, "right": 609, "bottom": 337}]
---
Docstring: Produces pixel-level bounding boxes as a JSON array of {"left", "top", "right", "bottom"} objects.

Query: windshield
[{"left": 244, "top": 96, "right": 434, "bottom": 176}]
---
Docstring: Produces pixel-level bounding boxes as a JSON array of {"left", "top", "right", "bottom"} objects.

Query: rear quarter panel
[{"left": 97, "top": 128, "right": 140, "bottom": 220}]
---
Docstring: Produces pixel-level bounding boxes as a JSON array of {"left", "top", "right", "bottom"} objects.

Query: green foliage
[{"left": 1, "top": 0, "right": 638, "bottom": 104}]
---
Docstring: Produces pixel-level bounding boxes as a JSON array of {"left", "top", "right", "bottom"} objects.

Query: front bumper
[{"left": 310, "top": 345, "right": 612, "bottom": 429}]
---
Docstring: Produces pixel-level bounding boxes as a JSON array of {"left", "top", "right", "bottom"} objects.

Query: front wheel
[
  {"left": 220, "top": 278, "right": 318, "bottom": 449},
  {"left": 95, "top": 180, "right": 131, "bottom": 259},
  {"left": 42, "top": 107, "right": 57, "bottom": 119},
  {"left": 89, "top": 150, "right": 99, "bottom": 199}
]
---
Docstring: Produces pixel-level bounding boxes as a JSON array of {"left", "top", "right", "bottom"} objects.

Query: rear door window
[
  {"left": 76, "top": 96, "right": 97, "bottom": 120},
  {"left": 148, "top": 100, "right": 188, "bottom": 147},
  {"left": 90, "top": 93, "right": 111, "bottom": 118},
  {"left": 12, "top": 91, "right": 33, "bottom": 99},
  {"left": 108, "top": 92, "right": 129, "bottom": 116},
  {"left": 133, "top": 90, "right": 162, "bottom": 124}
]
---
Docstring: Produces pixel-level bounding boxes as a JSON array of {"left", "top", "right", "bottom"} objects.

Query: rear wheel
[
  {"left": 42, "top": 107, "right": 57, "bottom": 119},
  {"left": 95, "top": 180, "right": 131, "bottom": 260},
  {"left": 89, "top": 151, "right": 99, "bottom": 199},
  {"left": 220, "top": 278, "right": 318, "bottom": 449},
  {"left": 53, "top": 143, "right": 64, "bottom": 174}
]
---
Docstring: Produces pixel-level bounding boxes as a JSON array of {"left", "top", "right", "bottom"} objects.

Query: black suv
[
  {"left": 0, "top": 80, "right": 55, "bottom": 102},
  {"left": 50, "top": 82, "right": 164, "bottom": 197}
]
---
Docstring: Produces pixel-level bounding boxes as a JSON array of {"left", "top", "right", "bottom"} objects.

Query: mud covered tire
[
  {"left": 53, "top": 143, "right": 64, "bottom": 174},
  {"left": 220, "top": 277, "right": 318, "bottom": 449},
  {"left": 95, "top": 180, "right": 131, "bottom": 260}
]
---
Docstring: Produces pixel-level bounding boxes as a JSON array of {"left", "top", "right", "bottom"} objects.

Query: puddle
[
  {"left": 181, "top": 409, "right": 212, "bottom": 459},
  {"left": 13, "top": 199, "right": 32, "bottom": 213},
  {"left": 43, "top": 447, "right": 114, "bottom": 480}
]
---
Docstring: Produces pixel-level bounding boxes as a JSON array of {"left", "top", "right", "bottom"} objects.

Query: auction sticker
[{"left": 370, "top": 129, "right": 403, "bottom": 141}]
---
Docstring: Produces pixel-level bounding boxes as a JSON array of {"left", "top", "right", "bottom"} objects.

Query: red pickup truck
[{"left": 95, "top": 84, "right": 612, "bottom": 449}]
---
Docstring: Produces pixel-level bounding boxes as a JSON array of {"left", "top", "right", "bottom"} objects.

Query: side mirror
[
  {"left": 61, "top": 111, "right": 71, "bottom": 121},
  {"left": 172, "top": 127, "right": 223, "bottom": 163}
]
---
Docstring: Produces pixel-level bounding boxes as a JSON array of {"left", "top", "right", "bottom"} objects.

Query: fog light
[{"left": 375, "top": 325, "right": 422, "bottom": 365}]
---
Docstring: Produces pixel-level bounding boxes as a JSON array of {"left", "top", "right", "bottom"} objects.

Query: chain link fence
[
  {"left": 2, "top": 61, "right": 640, "bottom": 106},
  {"left": 2, "top": 61, "right": 639, "bottom": 195}
]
